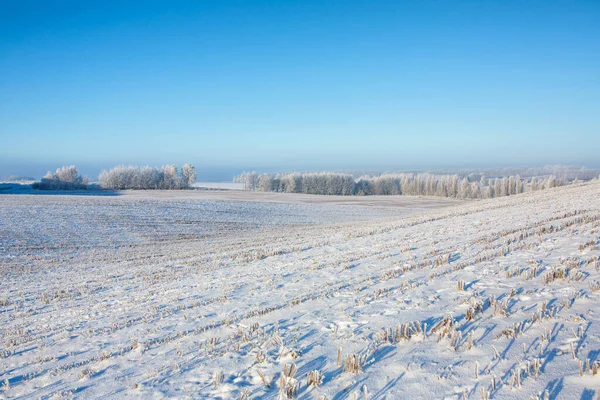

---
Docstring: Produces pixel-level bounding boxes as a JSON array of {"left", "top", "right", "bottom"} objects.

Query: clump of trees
[
  {"left": 234, "top": 171, "right": 564, "bottom": 199},
  {"left": 98, "top": 163, "right": 196, "bottom": 190},
  {"left": 234, "top": 172, "right": 355, "bottom": 195},
  {"left": 33, "top": 166, "right": 88, "bottom": 190}
]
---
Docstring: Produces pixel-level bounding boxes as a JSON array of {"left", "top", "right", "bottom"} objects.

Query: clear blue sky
[{"left": 1, "top": 0, "right": 599, "bottom": 180}]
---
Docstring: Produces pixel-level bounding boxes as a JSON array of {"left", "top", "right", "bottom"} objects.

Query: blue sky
[{"left": 1, "top": 0, "right": 599, "bottom": 180}]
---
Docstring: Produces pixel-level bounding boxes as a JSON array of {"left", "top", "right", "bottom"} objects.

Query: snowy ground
[
  {"left": 1, "top": 182, "right": 600, "bottom": 399},
  {"left": 193, "top": 182, "right": 245, "bottom": 190}
]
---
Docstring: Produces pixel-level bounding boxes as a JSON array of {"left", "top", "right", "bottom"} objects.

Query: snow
[
  {"left": 1, "top": 182, "right": 599, "bottom": 399},
  {"left": 194, "top": 182, "right": 245, "bottom": 190}
]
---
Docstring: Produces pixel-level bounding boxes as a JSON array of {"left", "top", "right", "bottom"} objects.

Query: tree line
[
  {"left": 32, "top": 166, "right": 89, "bottom": 190},
  {"left": 98, "top": 164, "right": 196, "bottom": 190},
  {"left": 233, "top": 171, "right": 565, "bottom": 198},
  {"left": 32, "top": 164, "right": 197, "bottom": 190}
]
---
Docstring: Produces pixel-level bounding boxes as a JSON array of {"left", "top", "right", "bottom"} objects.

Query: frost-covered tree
[
  {"left": 182, "top": 163, "right": 196, "bottom": 187},
  {"left": 480, "top": 175, "right": 487, "bottom": 188},
  {"left": 494, "top": 179, "right": 502, "bottom": 198},
  {"left": 545, "top": 175, "right": 557, "bottom": 189},
  {"left": 162, "top": 165, "right": 182, "bottom": 189},
  {"left": 232, "top": 170, "right": 567, "bottom": 198},
  {"left": 471, "top": 181, "right": 481, "bottom": 199},
  {"left": 355, "top": 179, "right": 374, "bottom": 195},
  {"left": 501, "top": 177, "right": 509, "bottom": 196},
  {"left": 33, "top": 165, "right": 88, "bottom": 190},
  {"left": 450, "top": 175, "right": 459, "bottom": 198},
  {"left": 508, "top": 176, "right": 516, "bottom": 195},
  {"left": 459, "top": 177, "right": 471, "bottom": 199},
  {"left": 281, "top": 173, "right": 299, "bottom": 193},
  {"left": 531, "top": 177, "right": 538, "bottom": 191},
  {"left": 99, "top": 164, "right": 196, "bottom": 190},
  {"left": 258, "top": 174, "right": 272, "bottom": 192}
]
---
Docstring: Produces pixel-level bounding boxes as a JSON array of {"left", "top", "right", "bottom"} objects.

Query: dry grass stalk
[
  {"left": 343, "top": 353, "right": 363, "bottom": 374},
  {"left": 431, "top": 317, "right": 454, "bottom": 337},
  {"left": 450, "top": 331, "right": 462, "bottom": 351},
  {"left": 586, "top": 358, "right": 591, "bottom": 373},
  {"left": 465, "top": 308, "right": 475, "bottom": 321},
  {"left": 491, "top": 345, "right": 502, "bottom": 360},
  {"left": 497, "top": 322, "right": 524, "bottom": 339},
  {"left": 307, "top": 370, "right": 323, "bottom": 387},
  {"left": 390, "top": 321, "right": 422, "bottom": 342},
  {"left": 510, "top": 367, "right": 521, "bottom": 389},
  {"left": 255, "top": 350, "right": 266, "bottom": 364},
  {"left": 533, "top": 358, "right": 541, "bottom": 378},
  {"left": 521, "top": 266, "right": 539, "bottom": 280},
  {"left": 480, "top": 387, "right": 490, "bottom": 400},
  {"left": 277, "top": 363, "right": 299, "bottom": 399},
  {"left": 256, "top": 369, "right": 270, "bottom": 388},
  {"left": 213, "top": 371, "right": 224, "bottom": 389},
  {"left": 78, "top": 367, "right": 93, "bottom": 380},
  {"left": 492, "top": 300, "right": 509, "bottom": 317},
  {"left": 589, "top": 280, "right": 600, "bottom": 291}
]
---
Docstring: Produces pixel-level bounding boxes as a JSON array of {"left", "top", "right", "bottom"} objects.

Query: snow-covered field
[
  {"left": 194, "top": 182, "right": 245, "bottom": 190},
  {"left": 1, "top": 182, "right": 600, "bottom": 399}
]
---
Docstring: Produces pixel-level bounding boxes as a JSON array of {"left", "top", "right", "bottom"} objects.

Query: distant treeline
[
  {"left": 98, "top": 164, "right": 196, "bottom": 190},
  {"left": 340, "top": 165, "right": 600, "bottom": 183},
  {"left": 233, "top": 171, "right": 569, "bottom": 198},
  {"left": 33, "top": 166, "right": 89, "bottom": 190},
  {"left": 433, "top": 165, "right": 600, "bottom": 182},
  {"left": 32, "top": 164, "right": 197, "bottom": 190}
]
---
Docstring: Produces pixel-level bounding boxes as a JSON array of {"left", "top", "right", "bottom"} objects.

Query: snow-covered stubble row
[{"left": 1, "top": 182, "right": 600, "bottom": 399}]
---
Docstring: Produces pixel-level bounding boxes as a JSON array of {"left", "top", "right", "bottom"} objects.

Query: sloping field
[{"left": 1, "top": 182, "right": 600, "bottom": 399}]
